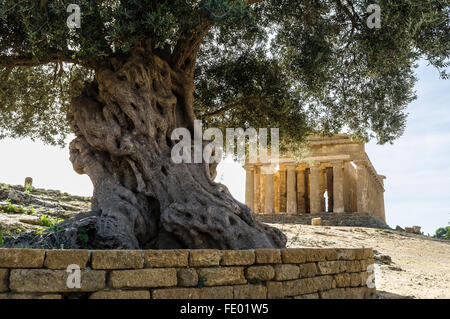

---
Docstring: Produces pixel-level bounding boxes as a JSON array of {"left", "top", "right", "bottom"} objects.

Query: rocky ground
[
  {"left": 0, "top": 182, "right": 90, "bottom": 235},
  {"left": 1, "top": 182, "right": 448, "bottom": 299},
  {"left": 273, "top": 223, "right": 450, "bottom": 299}
]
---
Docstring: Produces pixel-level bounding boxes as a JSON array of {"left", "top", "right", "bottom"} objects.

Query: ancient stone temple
[{"left": 243, "top": 135, "right": 386, "bottom": 223}]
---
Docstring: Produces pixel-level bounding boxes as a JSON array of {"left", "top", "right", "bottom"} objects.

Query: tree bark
[{"left": 60, "top": 46, "right": 286, "bottom": 249}]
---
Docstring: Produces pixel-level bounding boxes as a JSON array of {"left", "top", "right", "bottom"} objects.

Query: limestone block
[
  {"left": 280, "top": 249, "right": 306, "bottom": 264},
  {"left": 245, "top": 265, "right": 275, "bottom": 281},
  {"left": 335, "top": 248, "right": 356, "bottom": 260},
  {"left": 255, "top": 249, "right": 281, "bottom": 264},
  {"left": 177, "top": 268, "right": 198, "bottom": 287},
  {"left": 189, "top": 250, "right": 222, "bottom": 267},
  {"left": 44, "top": 250, "right": 90, "bottom": 269},
  {"left": 345, "top": 260, "right": 361, "bottom": 273},
  {"left": 273, "top": 264, "right": 299, "bottom": 281},
  {"left": 221, "top": 250, "right": 255, "bottom": 266},
  {"left": 0, "top": 269, "right": 8, "bottom": 292},
  {"left": 311, "top": 275, "right": 334, "bottom": 291},
  {"left": 293, "top": 293, "right": 319, "bottom": 299},
  {"left": 109, "top": 268, "right": 177, "bottom": 289},
  {"left": 311, "top": 217, "right": 322, "bottom": 226},
  {"left": 144, "top": 250, "right": 188, "bottom": 268},
  {"left": 334, "top": 273, "right": 351, "bottom": 287},
  {"left": 298, "top": 263, "right": 318, "bottom": 278},
  {"left": 152, "top": 288, "right": 200, "bottom": 299},
  {"left": 233, "top": 285, "right": 267, "bottom": 299},
  {"left": 266, "top": 281, "right": 284, "bottom": 299},
  {"left": 199, "top": 286, "right": 234, "bottom": 299},
  {"left": 303, "top": 248, "right": 330, "bottom": 262},
  {"left": 197, "top": 267, "right": 246, "bottom": 286},
  {"left": 91, "top": 250, "right": 143, "bottom": 269},
  {"left": 350, "top": 273, "right": 361, "bottom": 287},
  {"left": 0, "top": 249, "right": 45, "bottom": 268},
  {"left": 317, "top": 261, "right": 346, "bottom": 274},
  {"left": 89, "top": 290, "right": 150, "bottom": 299},
  {"left": 320, "top": 288, "right": 346, "bottom": 299},
  {"left": 9, "top": 269, "right": 105, "bottom": 293}
]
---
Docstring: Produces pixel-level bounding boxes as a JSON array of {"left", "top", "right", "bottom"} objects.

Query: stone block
[
  {"left": 317, "top": 261, "right": 346, "bottom": 274},
  {"left": 89, "top": 290, "right": 150, "bottom": 299},
  {"left": 152, "top": 288, "right": 200, "bottom": 299},
  {"left": 293, "top": 293, "right": 319, "bottom": 299},
  {"left": 334, "top": 273, "right": 351, "bottom": 287},
  {"left": 177, "top": 268, "right": 198, "bottom": 287},
  {"left": 199, "top": 286, "right": 233, "bottom": 299},
  {"left": 298, "top": 263, "right": 317, "bottom": 278},
  {"left": 255, "top": 249, "right": 281, "bottom": 264},
  {"left": 44, "top": 250, "right": 90, "bottom": 269},
  {"left": 197, "top": 267, "right": 246, "bottom": 286},
  {"left": 109, "top": 268, "right": 177, "bottom": 288},
  {"left": 91, "top": 250, "right": 143, "bottom": 269},
  {"left": 350, "top": 273, "right": 361, "bottom": 287},
  {"left": 221, "top": 250, "right": 255, "bottom": 266},
  {"left": 0, "top": 269, "right": 8, "bottom": 292},
  {"left": 273, "top": 264, "right": 299, "bottom": 281},
  {"left": 280, "top": 249, "right": 306, "bottom": 263},
  {"left": 311, "top": 217, "right": 322, "bottom": 226},
  {"left": 246, "top": 265, "right": 275, "bottom": 281},
  {"left": 320, "top": 288, "right": 346, "bottom": 299},
  {"left": 9, "top": 269, "right": 105, "bottom": 293},
  {"left": 144, "top": 250, "right": 188, "bottom": 268},
  {"left": 303, "top": 248, "right": 329, "bottom": 262},
  {"left": 233, "top": 285, "right": 267, "bottom": 299},
  {"left": 0, "top": 249, "right": 45, "bottom": 268},
  {"left": 335, "top": 249, "right": 356, "bottom": 260},
  {"left": 189, "top": 250, "right": 222, "bottom": 267},
  {"left": 345, "top": 260, "right": 361, "bottom": 273},
  {"left": 266, "top": 281, "right": 284, "bottom": 299}
]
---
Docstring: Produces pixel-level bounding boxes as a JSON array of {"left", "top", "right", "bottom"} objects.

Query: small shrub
[
  {"left": 0, "top": 184, "right": 9, "bottom": 191},
  {"left": 0, "top": 229, "right": 4, "bottom": 246},
  {"left": 77, "top": 227, "right": 89, "bottom": 245},
  {"left": 197, "top": 275, "right": 207, "bottom": 288},
  {"left": 6, "top": 203, "right": 17, "bottom": 214}
]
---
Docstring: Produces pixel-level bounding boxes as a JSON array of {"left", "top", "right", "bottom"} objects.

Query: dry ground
[{"left": 270, "top": 223, "right": 450, "bottom": 299}]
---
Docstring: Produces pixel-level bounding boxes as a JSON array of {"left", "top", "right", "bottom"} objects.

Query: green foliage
[
  {"left": 40, "top": 214, "right": 63, "bottom": 227},
  {"left": 197, "top": 274, "right": 208, "bottom": 288},
  {"left": 24, "top": 184, "right": 34, "bottom": 194},
  {"left": 0, "top": 0, "right": 449, "bottom": 151},
  {"left": 77, "top": 227, "right": 89, "bottom": 245},
  {"left": 435, "top": 226, "right": 450, "bottom": 239},
  {"left": 6, "top": 203, "right": 17, "bottom": 214},
  {"left": 0, "top": 183, "right": 9, "bottom": 191},
  {"left": 29, "top": 206, "right": 36, "bottom": 215},
  {"left": 0, "top": 228, "right": 4, "bottom": 246}
]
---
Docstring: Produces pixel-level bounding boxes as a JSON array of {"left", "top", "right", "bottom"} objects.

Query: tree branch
[
  {"left": 0, "top": 50, "right": 82, "bottom": 68},
  {"left": 199, "top": 103, "right": 245, "bottom": 119}
]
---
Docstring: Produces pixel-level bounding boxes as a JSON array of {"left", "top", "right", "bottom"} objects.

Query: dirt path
[{"left": 270, "top": 223, "right": 450, "bottom": 299}]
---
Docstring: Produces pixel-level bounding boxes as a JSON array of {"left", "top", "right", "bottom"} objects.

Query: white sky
[{"left": 0, "top": 62, "right": 448, "bottom": 235}]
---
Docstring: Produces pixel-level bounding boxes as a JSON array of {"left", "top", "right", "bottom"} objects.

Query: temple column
[
  {"left": 319, "top": 167, "right": 326, "bottom": 212},
  {"left": 355, "top": 161, "right": 369, "bottom": 214},
  {"left": 244, "top": 164, "right": 255, "bottom": 211},
  {"left": 253, "top": 166, "right": 261, "bottom": 213},
  {"left": 286, "top": 163, "right": 298, "bottom": 214},
  {"left": 332, "top": 161, "right": 345, "bottom": 213},
  {"left": 296, "top": 167, "right": 306, "bottom": 214},
  {"left": 310, "top": 165, "right": 321, "bottom": 215},
  {"left": 262, "top": 165, "right": 275, "bottom": 214}
]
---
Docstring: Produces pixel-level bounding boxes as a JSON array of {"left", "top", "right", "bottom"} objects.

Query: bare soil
[{"left": 271, "top": 223, "right": 450, "bottom": 299}]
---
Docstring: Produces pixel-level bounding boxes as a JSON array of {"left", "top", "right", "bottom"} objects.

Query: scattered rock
[
  {"left": 395, "top": 225, "right": 404, "bottom": 232},
  {"left": 322, "top": 220, "right": 331, "bottom": 226},
  {"left": 373, "top": 250, "right": 392, "bottom": 265},
  {"left": 405, "top": 226, "right": 422, "bottom": 235}
]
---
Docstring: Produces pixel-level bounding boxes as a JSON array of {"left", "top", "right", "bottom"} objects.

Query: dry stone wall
[{"left": 0, "top": 248, "right": 376, "bottom": 299}]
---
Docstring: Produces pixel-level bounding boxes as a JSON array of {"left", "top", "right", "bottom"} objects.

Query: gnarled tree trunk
[{"left": 60, "top": 45, "right": 286, "bottom": 249}]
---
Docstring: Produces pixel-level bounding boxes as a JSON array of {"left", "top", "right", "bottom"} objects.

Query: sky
[{"left": 0, "top": 62, "right": 448, "bottom": 235}]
